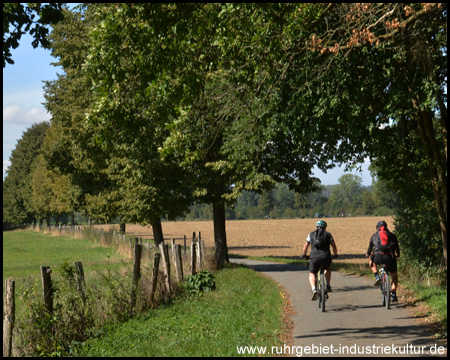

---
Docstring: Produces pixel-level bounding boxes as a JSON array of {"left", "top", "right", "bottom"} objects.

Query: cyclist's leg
[
  {"left": 309, "top": 272, "right": 319, "bottom": 300},
  {"left": 323, "top": 255, "right": 332, "bottom": 289},
  {"left": 325, "top": 267, "right": 331, "bottom": 284},
  {"left": 387, "top": 257, "right": 398, "bottom": 293},
  {"left": 391, "top": 272, "right": 398, "bottom": 292},
  {"left": 309, "top": 258, "right": 319, "bottom": 290},
  {"left": 309, "top": 258, "right": 320, "bottom": 300},
  {"left": 371, "top": 254, "right": 382, "bottom": 286},
  {"left": 309, "top": 272, "right": 317, "bottom": 291},
  {"left": 370, "top": 255, "right": 379, "bottom": 274}
]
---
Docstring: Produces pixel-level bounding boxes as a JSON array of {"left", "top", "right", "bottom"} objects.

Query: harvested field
[{"left": 95, "top": 216, "right": 394, "bottom": 264}]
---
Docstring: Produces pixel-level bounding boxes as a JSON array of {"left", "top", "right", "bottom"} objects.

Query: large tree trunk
[
  {"left": 412, "top": 96, "right": 447, "bottom": 262},
  {"left": 152, "top": 218, "right": 164, "bottom": 246},
  {"left": 213, "top": 201, "right": 229, "bottom": 269}
]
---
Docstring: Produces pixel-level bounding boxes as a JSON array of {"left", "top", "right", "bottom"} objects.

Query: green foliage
[
  {"left": 183, "top": 270, "right": 216, "bottom": 295},
  {"left": 38, "top": 3, "right": 446, "bottom": 277},
  {"left": 43, "top": 6, "right": 118, "bottom": 223},
  {"left": 16, "top": 262, "right": 134, "bottom": 356},
  {"left": 395, "top": 198, "right": 446, "bottom": 286},
  {"left": 3, "top": 3, "right": 65, "bottom": 67},
  {"left": 17, "top": 263, "right": 95, "bottom": 357},
  {"left": 3, "top": 122, "right": 50, "bottom": 228}
]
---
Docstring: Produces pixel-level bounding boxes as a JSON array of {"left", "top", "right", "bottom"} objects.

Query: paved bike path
[{"left": 230, "top": 258, "right": 446, "bottom": 357}]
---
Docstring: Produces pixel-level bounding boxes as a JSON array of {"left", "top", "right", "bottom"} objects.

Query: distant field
[
  {"left": 95, "top": 216, "right": 394, "bottom": 264},
  {"left": 3, "top": 230, "right": 130, "bottom": 282}
]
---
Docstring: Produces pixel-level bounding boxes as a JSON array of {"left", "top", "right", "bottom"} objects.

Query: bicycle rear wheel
[
  {"left": 385, "top": 272, "right": 390, "bottom": 310},
  {"left": 381, "top": 270, "right": 386, "bottom": 307},
  {"left": 320, "top": 272, "right": 326, "bottom": 312}
]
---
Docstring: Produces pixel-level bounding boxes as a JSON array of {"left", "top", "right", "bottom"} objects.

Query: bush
[
  {"left": 182, "top": 270, "right": 216, "bottom": 295},
  {"left": 395, "top": 198, "right": 446, "bottom": 287},
  {"left": 17, "top": 263, "right": 96, "bottom": 356},
  {"left": 16, "top": 262, "right": 142, "bottom": 356}
]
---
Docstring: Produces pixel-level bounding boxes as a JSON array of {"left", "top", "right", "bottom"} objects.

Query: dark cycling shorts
[
  {"left": 309, "top": 253, "right": 332, "bottom": 274},
  {"left": 371, "top": 254, "right": 397, "bottom": 273}
]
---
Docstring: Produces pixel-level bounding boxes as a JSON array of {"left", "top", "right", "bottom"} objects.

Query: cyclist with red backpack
[
  {"left": 301, "top": 220, "right": 338, "bottom": 300},
  {"left": 366, "top": 220, "right": 401, "bottom": 302}
]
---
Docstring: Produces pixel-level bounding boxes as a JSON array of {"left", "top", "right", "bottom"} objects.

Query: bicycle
[
  {"left": 301, "top": 255, "right": 336, "bottom": 313},
  {"left": 380, "top": 264, "right": 391, "bottom": 309}
]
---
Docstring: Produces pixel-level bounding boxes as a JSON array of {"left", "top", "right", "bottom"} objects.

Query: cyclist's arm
[
  {"left": 301, "top": 239, "right": 310, "bottom": 257},
  {"left": 392, "top": 233, "right": 400, "bottom": 258},
  {"left": 366, "top": 237, "right": 374, "bottom": 257},
  {"left": 331, "top": 240, "right": 338, "bottom": 258}
]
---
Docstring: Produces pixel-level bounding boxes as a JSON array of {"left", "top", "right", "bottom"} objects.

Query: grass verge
[{"left": 75, "top": 264, "right": 286, "bottom": 357}]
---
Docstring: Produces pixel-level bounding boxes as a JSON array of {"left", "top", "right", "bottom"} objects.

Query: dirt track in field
[{"left": 95, "top": 216, "right": 394, "bottom": 264}]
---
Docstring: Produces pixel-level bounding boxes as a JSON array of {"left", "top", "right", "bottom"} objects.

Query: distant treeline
[{"left": 185, "top": 175, "right": 398, "bottom": 221}]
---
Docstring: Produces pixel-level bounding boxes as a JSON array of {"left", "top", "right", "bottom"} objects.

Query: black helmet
[{"left": 376, "top": 220, "right": 387, "bottom": 230}]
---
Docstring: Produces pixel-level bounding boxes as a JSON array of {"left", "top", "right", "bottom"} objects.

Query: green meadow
[
  {"left": 3, "top": 230, "right": 130, "bottom": 282},
  {"left": 3, "top": 230, "right": 287, "bottom": 357}
]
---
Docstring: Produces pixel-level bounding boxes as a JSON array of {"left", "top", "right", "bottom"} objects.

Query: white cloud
[
  {"left": 3, "top": 89, "right": 46, "bottom": 107},
  {"left": 3, "top": 103, "right": 50, "bottom": 125}
]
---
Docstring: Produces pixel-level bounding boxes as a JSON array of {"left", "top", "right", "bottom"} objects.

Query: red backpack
[{"left": 377, "top": 226, "right": 392, "bottom": 254}]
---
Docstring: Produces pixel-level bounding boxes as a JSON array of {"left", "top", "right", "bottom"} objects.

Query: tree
[
  {"left": 258, "top": 190, "right": 275, "bottom": 219},
  {"left": 29, "top": 154, "right": 72, "bottom": 225},
  {"left": 360, "top": 191, "right": 376, "bottom": 216},
  {"left": 3, "top": 3, "right": 65, "bottom": 67},
  {"left": 270, "top": 3, "right": 447, "bottom": 262},
  {"left": 42, "top": 6, "right": 118, "bottom": 226},
  {"left": 81, "top": 4, "right": 200, "bottom": 244},
  {"left": 3, "top": 122, "right": 49, "bottom": 227}
]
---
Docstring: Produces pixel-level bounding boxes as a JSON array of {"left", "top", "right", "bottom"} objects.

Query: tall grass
[
  {"left": 4, "top": 229, "right": 181, "bottom": 356},
  {"left": 75, "top": 265, "right": 286, "bottom": 357},
  {"left": 5, "top": 229, "right": 288, "bottom": 356}
]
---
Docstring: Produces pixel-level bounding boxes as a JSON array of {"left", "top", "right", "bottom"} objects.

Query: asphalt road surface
[{"left": 230, "top": 258, "right": 446, "bottom": 357}]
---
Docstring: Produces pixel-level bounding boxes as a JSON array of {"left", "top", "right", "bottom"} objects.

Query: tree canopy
[
  {"left": 3, "top": 3, "right": 65, "bottom": 67},
  {"left": 4, "top": 4, "right": 446, "bottom": 276}
]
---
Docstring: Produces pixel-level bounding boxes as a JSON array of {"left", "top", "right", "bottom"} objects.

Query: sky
[{"left": 3, "top": 29, "right": 373, "bottom": 186}]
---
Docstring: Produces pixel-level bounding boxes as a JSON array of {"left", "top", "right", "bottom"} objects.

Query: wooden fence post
[
  {"left": 3, "top": 280, "right": 15, "bottom": 357},
  {"left": 174, "top": 244, "right": 183, "bottom": 282},
  {"left": 197, "top": 232, "right": 203, "bottom": 270},
  {"left": 131, "top": 243, "right": 142, "bottom": 307},
  {"left": 171, "top": 238, "right": 176, "bottom": 264},
  {"left": 74, "top": 261, "right": 86, "bottom": 305},
  {"left": 149, "top": 253, "right": 160, "bottom": 304},
  {"left": 158, "top": 243, "right": 171, "bottom": 295},
  {"left": 190, "top": 238, "right": 197, "bottom": 275},
  {"left": 183, "top": 235, "right": 187, "bottom": 258},
  {"left": 201, "top": 239, "right": 206, "bottom": 267},
  {"left": 40, "top": 266, "right": 53, "bottom": 313}
]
